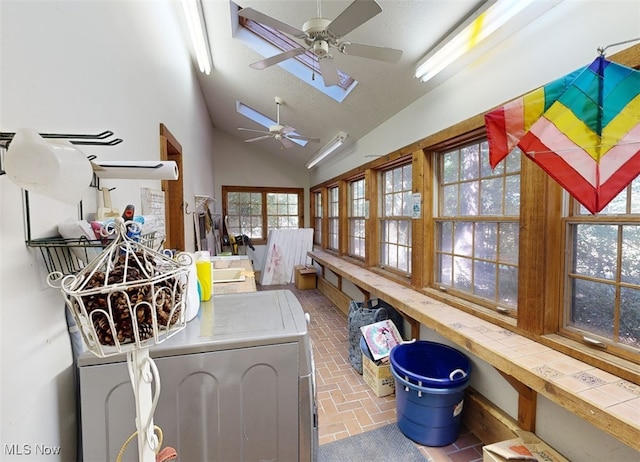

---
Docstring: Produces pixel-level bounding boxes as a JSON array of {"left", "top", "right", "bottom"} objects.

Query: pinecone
[{"left": 138, "top": 322, "right": 154, "bottom": 341}]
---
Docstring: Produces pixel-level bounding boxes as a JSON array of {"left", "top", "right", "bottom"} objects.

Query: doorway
[{"left": 159, "top": 123, "right": 185, "bottom": 251}]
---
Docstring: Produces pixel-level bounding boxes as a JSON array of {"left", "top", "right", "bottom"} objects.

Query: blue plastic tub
[
  {"left": 390, "top": 340, "right": 470, "bottom": 388},
  {"left": 390, "top": 341, "right": 471, "bottom": 446}
]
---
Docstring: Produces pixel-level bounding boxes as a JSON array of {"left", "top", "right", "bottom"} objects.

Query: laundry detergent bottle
[{"left": 195, "top": 251, "right": 212, "bottom": 301}]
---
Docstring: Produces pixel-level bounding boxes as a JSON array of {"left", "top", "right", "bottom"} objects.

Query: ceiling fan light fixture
[
  {"left": 306, "top": 131, "right": 348, "bottom": 169},
  {"left": 181, "top": 0, "right": 213, "bottom": 75},
  {"left": 415, "top": 0, "right": 556, "bottom": 83}
]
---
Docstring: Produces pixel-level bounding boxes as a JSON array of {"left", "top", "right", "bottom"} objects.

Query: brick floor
[{"left": 259, "top": 284, "right": 484, "bottom": 462}]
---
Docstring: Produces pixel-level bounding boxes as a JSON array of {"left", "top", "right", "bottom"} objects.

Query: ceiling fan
[
  {"left": 238, "top": 0, "right": 403, "bottom": 87},
  {"left": 237, "top": 97, "right": 320, "bottom": 148}
]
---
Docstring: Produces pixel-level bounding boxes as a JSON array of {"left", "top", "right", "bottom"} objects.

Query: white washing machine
[{"left": 78, "top": 289, "right": 318, "bottom": 462}]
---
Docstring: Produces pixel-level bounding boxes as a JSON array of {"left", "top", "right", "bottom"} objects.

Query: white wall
[
  {"left": 0, "top": 1, "right": 216, "bottom": 460},
  {"left": 309, "top": 1, "right": 640, "bottom": 460}
]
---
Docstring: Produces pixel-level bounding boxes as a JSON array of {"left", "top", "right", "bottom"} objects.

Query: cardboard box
[
  {"left": 482, "top": 431, "right": 569, "bottom": 462},
  {"left": 294, "top": 265, "right": 317, "bottom": 290},
  {"left": 362, "top": 354, "right": 395, "bottom": 397}
]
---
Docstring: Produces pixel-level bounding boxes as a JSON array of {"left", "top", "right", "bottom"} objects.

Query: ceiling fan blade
[
  {"left": 237, "top": 7, "right": 306, "bottom": 39},
  {"left": 281, "top": 125, "right": 296, "bottom": 134},
  {"left": 318, "top": 57, "right": 341, "bottom": 87},
  {"left": 250, "top": 48, "right": 306, "bottom": 70},
  {"left": 238, "top": 127, "right": 270, "bottom": 135},
  {"left": 287, "top": 134, "right": 321, "bottom": 143},
  {"left": 327, "top": 0, "right": 382, "bottom": 38},
  {"left": 244, "top": 135, "right": 273, "bottom": 143},
  {"left": 279, "top": 137, "right": 295, "bottom": 148},
  {"left": 340, "top": 42, "right": 402, "bottom": 63}
]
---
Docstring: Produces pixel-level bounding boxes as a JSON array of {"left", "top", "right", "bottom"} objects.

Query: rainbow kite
[{"left": 485, "top": 56, "right": 640, "bottom": 214}]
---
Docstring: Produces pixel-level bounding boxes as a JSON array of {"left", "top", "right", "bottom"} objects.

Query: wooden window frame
[
  {"left": 311, "top": 190, "right": 323, "bottom": 246},
  {"left": 432, "top": 138, "right": 522, "bottom": 317},
  {"left": 378, "top": 162, "right": 413, "bottom": 276},
  {"left": 327, "top": 185, "right": 340, "bottom": 252},
  {"left": 221, "top": 186, "right": 303, "bottom": 246},
  {"left": 347, "top": 176, "right": 366, "bottom": 260}
]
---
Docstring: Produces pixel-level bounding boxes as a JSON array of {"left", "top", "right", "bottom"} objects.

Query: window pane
[
  {"left": 442, "top": 184, "right": 458, "bottom": 216},
  {"left": 475, "top": 223, "right": 497, "bottom": 260},
  {"left": 460, "top": 144, "right": 480, "bottom": 181},
  {"left": 498, "top": 264, "right": 518, "bottom": 306},
  {"left": 453, "top": 222, "right": 473, "bottom": 256},
  {"left": 632, "top": 179, "right": 640, "bottom": 213},
  {"left": 480, "top": 143, "right": 493, "bottom": 178},
  {"left": 440, "top": 222, "right": 453, "bottom": 253},
  {"left": 443, "top": 150, "right": 459, "bottom": 183},
  {"left": 453, "top": 256, "right": 472, "bottom": 292},
  {"left": 505, "top": 148, "right": 522, "bottom": 173},
  {"left": 459, "top": 181, "right": 479, "bottom": 215},
  {"left": 499, "top": 223, "right": 519, "bottom": 264},
  {"left": 474, "top": 260, "right": 496, "bottom": 299},
  {"left": 574, "top": 224, "right": 617, "bottom": 280},
  {"left": 570, "top": 278, "right": 615, "bottom": 340},
  {"left": 480, "top": 177, "right": 502, "bottom": 215},
  {"left": 620, "top": 287, "right": 640, "bottom": 348},
  {"left": 504, "top": 175, "right": 521, "bottom": 216},
  {"left": 439, "top": 254, "right": 453, "bottom": 285},
  {"left": 398, "top": 220, "right": 410, "bottom": 245},
  {"left": 621, "top": 225, "right": 640, "bottom": 285}
]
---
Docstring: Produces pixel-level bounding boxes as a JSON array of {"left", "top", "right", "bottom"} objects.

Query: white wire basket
[{"left": 57, "top": 218, "right": 191, "bottom": 358}]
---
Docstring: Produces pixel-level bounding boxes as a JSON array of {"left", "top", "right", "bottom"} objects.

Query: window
[
  {"left": 435, "top": 140, "right": 521, "bottom": 313},
  {"left": 562, "top": 176, "right": 640, "bottom": 358},
  {"left": 380, "top": 163, "right": 412, "bottom": 273},
  {"left": 313, "top": 190, "right": 322, "bottom": 246},
  {"left": 348, "top": 178, "right": 366, "bottom": 259},
  {"left": 327, "top": 186, "right": 339, "bottom": 251},
  {"left": 222, "top": 186, "right": 303, "bottom": 244}
]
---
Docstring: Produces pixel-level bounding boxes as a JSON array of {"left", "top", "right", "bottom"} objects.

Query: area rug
[{"left": 318, "top": 423, "right": 427, "bottom": 462}]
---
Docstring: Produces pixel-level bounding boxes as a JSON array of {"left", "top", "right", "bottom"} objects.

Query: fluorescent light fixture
[
  {"left": 181, "top": 0, "right": 212, "bottom": 75},
  {"left": 415, "top": 0, "right": 541, "bottom": 83},
  {"left": 306, "top": 131, "right": 348, "bottom": 169}
]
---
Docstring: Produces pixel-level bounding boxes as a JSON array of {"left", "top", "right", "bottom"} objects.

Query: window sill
[{"left": 541, "top": 334, "right": 639, "bottom": 385}]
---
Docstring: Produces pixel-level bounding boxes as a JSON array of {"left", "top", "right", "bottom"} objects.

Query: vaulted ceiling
[{"left": 189, "top": 0, "right": 486, "bottom": 168}]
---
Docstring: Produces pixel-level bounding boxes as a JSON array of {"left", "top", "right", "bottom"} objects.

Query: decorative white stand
[
  {"left": 127, "top": 349, "right": 160, "bottom": 462},
  {"left": 53, "top": 218, "right": 191, "bottom": 462}
]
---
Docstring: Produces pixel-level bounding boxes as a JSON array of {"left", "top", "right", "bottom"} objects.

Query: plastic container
[
  {"left": 390, "top": 341, "right": 471, "bottom": 446},
  {"left": 195, "top": 251, "right": 212, "bottom": 301},
  {"left": 390, "top": 340, "right": 470, "bottom": 388}
]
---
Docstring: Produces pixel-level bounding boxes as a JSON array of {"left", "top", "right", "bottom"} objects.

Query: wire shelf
[{"left": 28, "top": 232, "right": 165, "bottom": 276}]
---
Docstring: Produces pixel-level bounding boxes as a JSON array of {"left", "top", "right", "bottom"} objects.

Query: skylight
[
  {"left": 233, "top": 3, "right": 357, "bottom": 103},
  {"left": 236, "top": 100, "right": 308, "bottom": 147}
]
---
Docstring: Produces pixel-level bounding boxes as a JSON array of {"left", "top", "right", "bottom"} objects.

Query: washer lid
[{"left": 78, "top": 289, "right": 309, "bottom": 365}]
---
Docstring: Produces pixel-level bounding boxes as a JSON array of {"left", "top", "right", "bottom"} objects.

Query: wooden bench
[{"left": 309, "top": 249, "right": 640, "bottom": 451}]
